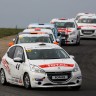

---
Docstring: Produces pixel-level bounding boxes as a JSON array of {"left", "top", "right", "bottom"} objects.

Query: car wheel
[
  {"left": 0, "top": 69, "right": 7, "bottom": 85},
  {"left": 23, "top": 73, "right": 31, "bottom": 89},
  {"left": 60, "top": 40, "right": 65, "bottom": 46},
  {"left": 71, "top": 85, "right": 81, "bottom": 90},
  {"left": 76, "top": 36, "right": 80, "bottom": 45}
]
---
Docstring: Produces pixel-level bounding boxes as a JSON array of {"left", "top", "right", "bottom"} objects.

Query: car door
[
  {"left": 11, "top": 46, "right": 24, "bottom": 77},
  {"left": 8, "top": 46, "right": 25, "bottom": 84},
  {"left": 5, "top": 46, "right": 16, "bottom": 80}
]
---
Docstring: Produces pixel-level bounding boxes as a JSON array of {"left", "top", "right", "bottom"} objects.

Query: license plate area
[
  {"left": 83, "top": 31, "right": 93, "bottom": 34},
  {"left": 82, "top": 30, "right": 94, "bottom": 35},
  {"left": 52, "top": 75, "right": 68, "bottom": 80}
]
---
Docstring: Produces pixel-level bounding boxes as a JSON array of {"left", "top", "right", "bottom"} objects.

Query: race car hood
[
  {"left": 77, "top": 23, "right": 96, "bottom": 29},
  {"left": 29, "top": 59, "right": 76, "bottom": 72}
]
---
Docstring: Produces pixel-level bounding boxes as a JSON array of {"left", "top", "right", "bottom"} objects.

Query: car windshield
[
  {"left": 55, "top": 22, "right": 75, "bottom": 28},
  {"left": 78, "top": 18, "right": 96, "bottom": 23},
  {"left": 26, "top": 49, "right": 69, "bottom": 60},
  {"left": 18, "top": 36, "right": 51, "bottom": 43}
]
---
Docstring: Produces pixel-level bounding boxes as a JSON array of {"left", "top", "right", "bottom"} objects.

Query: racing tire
[
  {"left": 71, "top": 85, "right": 81, "bottom": 91},
  {"left": 23, "top": 73, "right": 31, "bottom": 89},
  {"left": 0, "top": 69, "right": 7, "bottom": 85},
  {"left": 76, "top": 36, "right": 80, "bottom": 46},
  {"left": 60, "top": 40, "right": 65, "bottom": 46}
]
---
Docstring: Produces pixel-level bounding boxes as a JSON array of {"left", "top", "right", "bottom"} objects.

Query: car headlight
[
  {"left": 73, "top": 63, "right": 80, "bottom": 72},
  {"left": 30, "top": 65, "right": 46, "bottom": 74},
  {"left": 70, "top": 31, "right": 76, "bottom": 35}
]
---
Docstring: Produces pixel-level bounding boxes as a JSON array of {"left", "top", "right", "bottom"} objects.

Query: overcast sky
[{"left": 0, "top": 0, "right": 96, "bottom": 28}]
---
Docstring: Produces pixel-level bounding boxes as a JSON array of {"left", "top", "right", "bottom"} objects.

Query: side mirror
[
  {"left": 13, "top": 57, "right": 23, "bottom": 63},
  {"left": 53, "top": 41, "right": 59, "bottom": 45},
  {"left": 13, "top": 38, "right": 15, "bottom": 42},
  {"left": 70, "top": 55, "right": 75, "bottom": 59},
  {"left": 8, "top": 42, "right": 14, "bottom": 47}
]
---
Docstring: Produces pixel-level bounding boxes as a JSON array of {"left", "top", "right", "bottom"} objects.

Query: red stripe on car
[{"left": 39, "top": 63, "right": 74, "bottom": 68}]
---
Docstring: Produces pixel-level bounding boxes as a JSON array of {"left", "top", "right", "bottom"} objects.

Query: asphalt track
[{"left": 0, "top": 39, "right": 96, "bottom": 96}]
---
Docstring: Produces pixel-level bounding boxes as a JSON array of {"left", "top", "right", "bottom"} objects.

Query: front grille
[
  {"left": 46, "top": 72, "right": 72, "bottom": 83},
  {"left": 43, "top": 82, "right": 75, "bottom": 86},
  {"left": 82, "top": 30, "right": 95, "bottom": 35}
]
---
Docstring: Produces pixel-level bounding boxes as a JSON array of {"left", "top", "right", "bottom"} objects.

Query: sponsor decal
[
  {"left": 57, "top": 28, "right": 72, "bottom": 33},
  {"left": 2, "top": 59, "right": 10, "bottom": 74},
  {"left": 19, "top": 77, "right": 22, "bottom": 83},
  {"left": 11, "top": 77, "right": 22, "bottom": 83},
  {"left": 26, "top": 49, "right": 32, "bottom": 52},
  {"left": 39, "top": 63, "right": 74, "bottom": 68}
]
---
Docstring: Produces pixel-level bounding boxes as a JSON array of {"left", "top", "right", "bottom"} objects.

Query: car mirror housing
[
  {"left": 70, "top": 55, "right": 75, "bottom": 59},
  {"left": 53, "top": 41, "right": 59, "bottom": 45},
  {"left": 13, "top": 38, "right": 15, "bottom": 42},
  {"left": 14, "top": 57, "right": 23, "bottom": 63},
  {"left": 8, "top": 42, "right": 14, "bottom": 47}
]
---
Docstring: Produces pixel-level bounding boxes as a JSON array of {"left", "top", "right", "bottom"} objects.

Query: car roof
[
  {"left": 28, "top": 23, "right": 54, "bottom": 28},
  {"left": 76, "top": 13, "right": 95, "bottom": 16},
  {"left": 23, "top": 29, "right": 53, "bottom": 34},
  {"left": 55, "top": 19, "right": 75, "bottom": 22},
  {"left": 51, "top": 18, "right": 75, "bottom": 23},
  {"left": 79, "top": 15, "right": 96, "bottom": 19},
  {"left": 14, "top": 43, "right": 61, "bottom": 50}
]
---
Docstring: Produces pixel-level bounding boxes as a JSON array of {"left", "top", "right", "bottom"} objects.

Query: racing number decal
[{"left": 16, "top": 64, "right": 20, "bottom": 70}]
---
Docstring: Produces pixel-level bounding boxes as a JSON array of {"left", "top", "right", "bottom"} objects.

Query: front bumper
[
  {"left": 80, "top": 29, "right": 96, "bottom": 38},
  {"left": 58, "top": 32, "right": 78, "bottom": 45},
  {"left": 80, "top": 35, "right": 96, "bottom": 38},
  {"left": 61, "top": 39, "right": 77, "bottom": 44},
  {"left": 29, "top": 71, "right": 82, "bottom": 88},
  {"left": 60, "top": 37, "right": 77, "bottom": 45}
]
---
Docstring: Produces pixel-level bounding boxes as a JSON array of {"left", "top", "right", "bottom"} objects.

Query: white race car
[
  {"left": 27, "top": 23, "right": 58, "bottom": 38},
  {"left": 8, "top": 32, "right": 52, "bottom": 46},
  {"left": 75, "top": 13, "right": 96, "bottom": 23},
  {"left": 23, "top": 28, "right": 58, "bottom": 44},
  {"left": 0, "top": 43, "right": 82, "bottom": 89},
  {"left": 51, "top": 18, "right": 80, "bottom": 45},
  {"left": 77, "top": 15, "right": 96, "bottom": 38}
]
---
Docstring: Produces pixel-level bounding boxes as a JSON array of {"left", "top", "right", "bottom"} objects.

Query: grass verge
[{"left": 0, "top": 28, "right": 23, "bottom": 38}]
